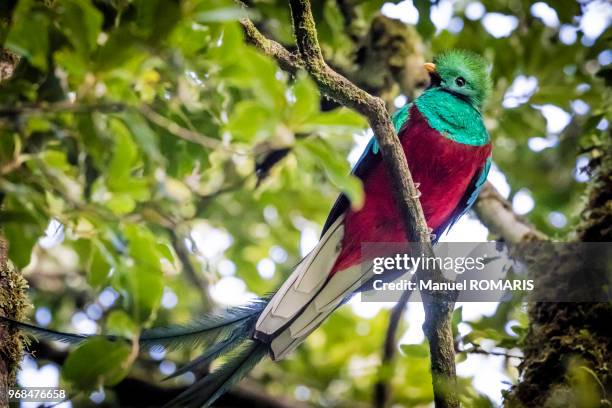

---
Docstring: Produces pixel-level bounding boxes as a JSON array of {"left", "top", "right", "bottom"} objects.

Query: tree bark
[
  {"left": 0, "top": 44, "right": 29, "bottom": 408},
  {"left": 505, "top": 137, "right": 612, "bottom": 407},
  {"left": 0, "top": 235, "right": 30, "bottom": 408}
]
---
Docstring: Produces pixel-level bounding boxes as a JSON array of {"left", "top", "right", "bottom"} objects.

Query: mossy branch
[
  {"left": 240, "top": 18, "right": 302, "bottom": 74},
  {"left": 0, "top": 234, "right": 30, "bottom": 407}
]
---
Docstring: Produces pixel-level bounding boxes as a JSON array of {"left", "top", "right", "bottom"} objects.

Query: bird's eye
[{"left": 455, "top": 77, "right": 466, "bottom": 87}]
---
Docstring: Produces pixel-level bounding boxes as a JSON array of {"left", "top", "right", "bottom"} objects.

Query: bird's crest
[{"left": 432, "top": 50, "right": 492, "bottom": 109}]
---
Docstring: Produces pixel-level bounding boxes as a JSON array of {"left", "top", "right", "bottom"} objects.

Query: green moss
[{"left": 0, "top": 235, "right": 31, "bottom": 382}]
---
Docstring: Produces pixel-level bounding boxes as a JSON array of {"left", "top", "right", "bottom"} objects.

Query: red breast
[{"left": 331, "top": 106, "right": 491, "bottom": 274}]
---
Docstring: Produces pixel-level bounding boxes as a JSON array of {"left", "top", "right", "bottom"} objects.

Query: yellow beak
[{"left": 424, "top": 62, "right": 437, "bottom": 74}]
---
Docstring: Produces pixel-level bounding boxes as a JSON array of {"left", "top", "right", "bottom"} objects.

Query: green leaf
[
  {"left": 57, "top": 0, "right": 103, "bottom": 57},
  {"left": 55, "top": 49, "right": 88, "bottom": 84},
  {"left": 452, "top": 306, "right": 463, "bottom": 338},
  {"left": 106, "top": 119, "right": 150, "bottom": 201},
  {"left": 108, "top": 119, "right": 139, "bottom": 185},
  {"left": 117, "top": 225, "right": 165, "bottom": 322},
  {"left": 455, "top": 351, "right": 468, "bottom": 363},
  {"left": 88, "top": 241, "right": 112, "bottom": 288},
  {"left": 297, "top": 138, "right": 364, "bottom": 208},
  {"left": 195, "top": 7, "right": 244, "bottom": 22},
  {"left": 40, "top": 150, "right": 72, "bottom": 173},
  {"left": 106, "top": 310, "right": 137, "bottom": 338},
  {"left": 4, "top": 222, "right": 39, "bottom": 269},
  {"left": 288, "top": 73, "right": 319, "bottom": 125},
  {"left": 221, "top": 47, "right": 286, "bottom": 110},
  {"left": 400, "top": 343, "right": 430, "bottom": 358},
  {"left": 6, "top": 0, "right": 50, "bottom": 71},
  {"left": 227, "top": 100, "right": 275, "bottom": 142},
  {"left": 119, "top": 264, "right": 164, "bottom": 323},
  {"left": 298, "top": 108, "right": 367, "bottom": 133},
  {"left": 124, "top": 225, "right": 161, "bottom": 269},
  {"left": 509, "top": 324, "right": 527, "bottom": 337},
  {"left": 415, "top": 2, "right": 435, "bottom": 39},
  {"left": 119, "top": 113, "right": 162, "bottom": 163},
  {"left": 62, "top": 337, "right": 132, "bottom": 391},
  {"left": 156, "top": 242, "right": 175, "bottom": 263},
  {"left": 133, "top": 0, "right": 181, "bottom": 42},
  {"left": 106, "top": 193, "right": 136, "bottom": 215}
]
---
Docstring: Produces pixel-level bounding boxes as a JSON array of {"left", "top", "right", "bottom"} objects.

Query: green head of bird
[{"left": 424, "top": 50, "right": 492, "bottom": 111}]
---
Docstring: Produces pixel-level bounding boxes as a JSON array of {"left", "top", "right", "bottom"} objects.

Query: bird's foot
[{"left": 428, "top": 227, "right": 436, "bottom": 241}]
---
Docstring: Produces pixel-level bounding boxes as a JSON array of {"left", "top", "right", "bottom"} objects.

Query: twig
[
  {"left": 0, "top": 102, "right": 124, "bottom": 118},
  {"left": 138, "top": 105, "right": 246, "bottom": 154},
  {"left": 169, "top": 230, "right": 214, "bottom": 309},
  {"left": 462, "top": 345, "right": 523, "bottom": 359},
  {"left": 195, "top": 175, "right": 252, "bottom": 215},
  {"left": 242, "top": 1, "right": 459, "bottom": 406},
  {"left": 0, "top": 154, "right": 32, "bottom": 175},
  {"left": 0, "top": 102, "right": 245, "bottom": 154},
  {"left": 374, "top": 290, "right": 412, "bottom": 408}
]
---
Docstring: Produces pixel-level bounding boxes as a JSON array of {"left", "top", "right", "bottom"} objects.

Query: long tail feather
[
  {"left": 164, "top": 340, "right": 268, "bottom": 408},
  {"left": 0, "top": 315, "right": 91, "bottom": 344},
  {"left": 3, "top": 299, "right": 270, "bottom": 407},
  {"left": 165, "top": 320, "right": 252, "bottom": 380},
  {"left": 140, "top": 299, "right": 267, "bottom": 350},
  {"left": 1, "top": 298, "right": 268, "bottom": 350}
]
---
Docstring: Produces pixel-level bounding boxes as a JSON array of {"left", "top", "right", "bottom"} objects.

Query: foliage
[{"left": 0, "top": 0, "right": 609, "bottom": 406}]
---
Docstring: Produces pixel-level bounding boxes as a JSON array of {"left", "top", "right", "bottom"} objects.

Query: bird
[{"left": 0, "top": 50, "right": 493, "bottom": 407}]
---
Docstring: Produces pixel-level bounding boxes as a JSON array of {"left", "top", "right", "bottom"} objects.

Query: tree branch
[
  {"left": 138, "top": 105, "right": 241, "bottom": 153},
  {"left": 461, "top": 345, "right": 523, "bottom": 359},
  {"left": 240, "top": 19, "right": 302, "bottom": 74},
  {"left": 505, "top": 134, "right": 612, "bottom": 406},
  {"left": 374, "top": 290, "right": 411, "bottom": 408},
  {"left": 473, "top": 182, "right": 547, "bottom": 245},
  {"left": 169, "top": 230, "right": 214, "bottom": 309},
  {"left": 245, "top": 2, "right": 459, "bottom": 406}
]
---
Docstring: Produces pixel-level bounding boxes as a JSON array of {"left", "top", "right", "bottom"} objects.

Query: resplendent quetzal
[{"left": 1, "top": 50, "right": 492, "bottom": 407}]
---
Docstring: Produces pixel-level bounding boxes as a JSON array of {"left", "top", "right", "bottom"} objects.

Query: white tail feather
[
  {"left": 269, "top": 263, "right": 374, "bottom": 360},
  {"left": 255, "top": 215, "right": 346, "bottom": 336},
  {"left": 262, "top": 263, "right": 374, "bottom": 360}
]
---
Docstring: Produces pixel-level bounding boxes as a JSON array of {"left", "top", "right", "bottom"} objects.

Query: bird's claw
[{"left": 427, "top": 227, "right": 436, "bottom": 241}]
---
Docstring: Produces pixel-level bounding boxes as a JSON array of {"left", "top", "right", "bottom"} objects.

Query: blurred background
[{"left": 0, "top": 0, "right": 610, "bottom": 406}]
